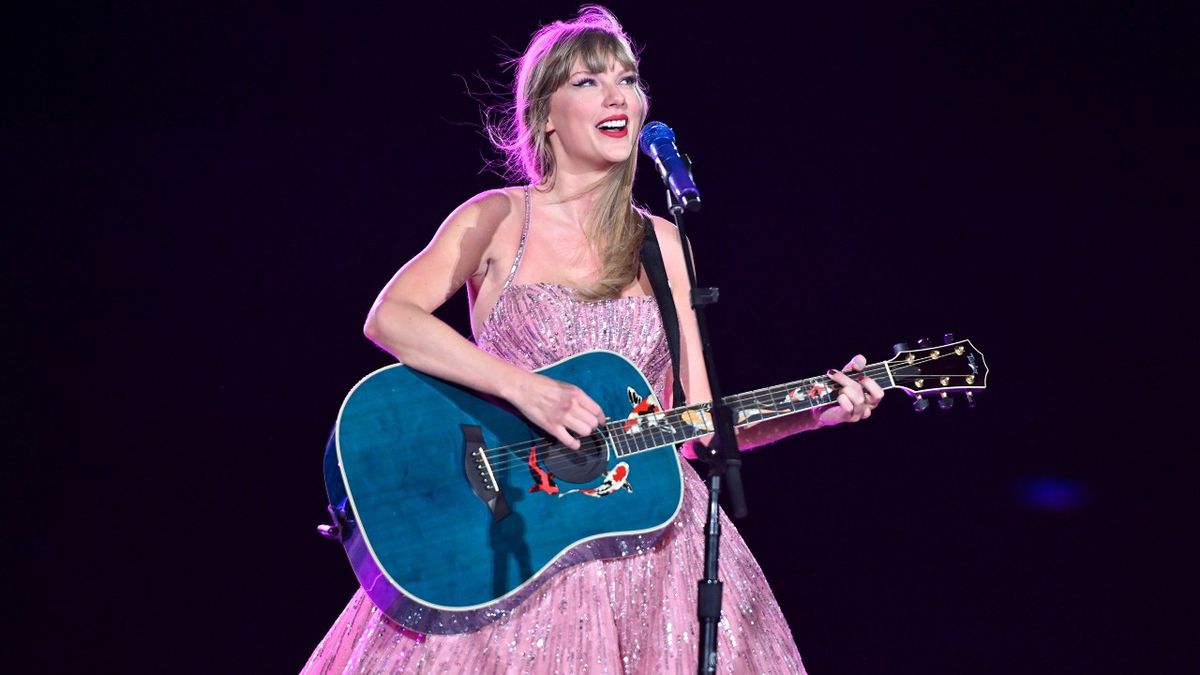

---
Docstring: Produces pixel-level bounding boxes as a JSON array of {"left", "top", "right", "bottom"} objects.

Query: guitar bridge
[{"left": 462, "top": 425, "right": 511, "bottom": 522}]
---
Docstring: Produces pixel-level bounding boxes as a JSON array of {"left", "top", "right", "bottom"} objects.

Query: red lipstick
[{"left": 596, "top": 115, "right": 629, "bottom": 138}]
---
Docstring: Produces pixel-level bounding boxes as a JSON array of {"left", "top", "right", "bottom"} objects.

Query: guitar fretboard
[{"left": 607, "top": 362, "right": 896, "bottom": 457}]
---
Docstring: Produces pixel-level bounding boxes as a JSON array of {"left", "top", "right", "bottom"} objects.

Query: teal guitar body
[{"left": 324, "top": 350, "right": 685, "bottom": 635}]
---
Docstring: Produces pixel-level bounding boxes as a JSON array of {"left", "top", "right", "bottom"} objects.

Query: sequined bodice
[{"left": 476, "top": 282, "right": 671, "bottom": 400}]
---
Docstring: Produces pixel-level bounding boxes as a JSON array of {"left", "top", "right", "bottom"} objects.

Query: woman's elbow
[
  {"left": 363, "top": 311, "right": 382, "bottom": 341},
  {"left": 363, "top": 300, "right": 398, "bottom": 344},
  {"left": 363, "top": 298, "right": 424, "bottom": 357}
]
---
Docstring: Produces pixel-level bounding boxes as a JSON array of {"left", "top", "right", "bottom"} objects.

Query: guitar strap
[{"left": 640, "top": 215, "right": 687, "bottom": 407}]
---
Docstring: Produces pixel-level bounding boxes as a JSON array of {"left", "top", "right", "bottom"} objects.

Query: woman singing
[{"left": 304, "top": 6, "right": 882, "bottom": 673}]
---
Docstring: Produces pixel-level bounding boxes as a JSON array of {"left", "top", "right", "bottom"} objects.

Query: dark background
[{"left": 6, "top": 2, "right": 1193, "bottom": 673}]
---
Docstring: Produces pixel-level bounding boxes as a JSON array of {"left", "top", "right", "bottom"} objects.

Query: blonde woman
[{"left": 304, "top": 6, "right": 881, "bottom": 673}]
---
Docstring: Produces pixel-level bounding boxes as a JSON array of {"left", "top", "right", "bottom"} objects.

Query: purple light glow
[{"left": 1017, "top": 477, "right": 1089, "bottom": 512}]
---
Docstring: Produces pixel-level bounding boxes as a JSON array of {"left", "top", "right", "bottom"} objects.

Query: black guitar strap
[{"left": 640, "top": 215, "right": 687, "bottom": 407}]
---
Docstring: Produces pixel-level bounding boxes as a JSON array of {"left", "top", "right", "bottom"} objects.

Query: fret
[
  {"left": 636, "top": 431, "right": 653, "bottom": 453},
  {"left": 611, "top": 428, "right": 626, "bottom": 458},
  {"left": 880, "top": 361, "right": 896, "bottom": 388},
  {"left": 614, "top": 424, "right": 632, "bottom": 457}
]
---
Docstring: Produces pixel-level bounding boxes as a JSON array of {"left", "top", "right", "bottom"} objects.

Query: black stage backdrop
[{"left": 6, "top": 2, "right": 1193, "bottom": 673}]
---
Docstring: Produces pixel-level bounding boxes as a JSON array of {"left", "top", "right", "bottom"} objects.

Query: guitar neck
[{"left": 608, "top": 361, "right": 896, "bottom": 457}]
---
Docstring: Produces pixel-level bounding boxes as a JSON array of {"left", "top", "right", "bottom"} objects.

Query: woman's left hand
[{"left": 817, "top": 354, "right": 885, "bottom": 427}]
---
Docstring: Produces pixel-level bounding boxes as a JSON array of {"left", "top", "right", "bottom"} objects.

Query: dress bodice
[{"left": 475, "top": 281, "right": 672, "bottom": 403}]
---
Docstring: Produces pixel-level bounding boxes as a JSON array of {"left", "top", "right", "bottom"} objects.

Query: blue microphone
[{"left": 639, "top": 121, "right": 701, "bottom": 212}]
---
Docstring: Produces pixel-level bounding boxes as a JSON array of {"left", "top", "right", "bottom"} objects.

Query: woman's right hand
[{"left": 505, "top": 372, "right": 606, "bottom": 450}]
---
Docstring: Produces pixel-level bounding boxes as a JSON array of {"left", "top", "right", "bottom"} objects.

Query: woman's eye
[
  {"left": 621, "top": 75, "right": 639, "bottom": 86},
  {"left": 571, "top": 78, "right": 596, "bottom": 87}
]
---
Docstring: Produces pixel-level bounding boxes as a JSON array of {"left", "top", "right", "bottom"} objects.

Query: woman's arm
[
  {"left": 365, "top": 189, "right": 604, "bottom": 449},
  {"left": 647, "top": 216, "right": 883, "bottom": 457},
  {"left": 364, "top": 191, "right": 519, "bottom": 392}
]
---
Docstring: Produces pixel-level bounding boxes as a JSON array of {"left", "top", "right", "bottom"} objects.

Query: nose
[{"left": 603, "top": 81, "right": 627, "bottom": 108}]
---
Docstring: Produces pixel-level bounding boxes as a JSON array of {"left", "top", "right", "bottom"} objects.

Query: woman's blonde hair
[{"left": 489, "top": 5, "right": 649, "bottom": 299}]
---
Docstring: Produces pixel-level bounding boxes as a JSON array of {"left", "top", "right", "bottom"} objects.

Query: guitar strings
[
  {"left": 476, "top": 361, "right": 893, "bottom": 469},
  {"left": 473, "top": 360, "right": 910, "bottom": 473},
  {"left": 479, "top": 350, "right": 974, "bottom": 471},
  {"left": 476, "top": 360, "right": 920, "bottom": 472},
  {"left": 471, "top": 355, "right": 960, "bottom": 474},
  {"left": 479, "top": 350, "right": 980, "bottom": 474}
]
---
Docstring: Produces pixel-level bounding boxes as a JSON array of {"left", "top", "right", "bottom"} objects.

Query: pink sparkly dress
[{"left": 302, "top": 190, "right": 806, "bottom": 674}]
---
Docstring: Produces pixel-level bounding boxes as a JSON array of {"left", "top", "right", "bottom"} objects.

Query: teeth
[{"left": 597, "top": 119, "right": 627, "bottom": 130}]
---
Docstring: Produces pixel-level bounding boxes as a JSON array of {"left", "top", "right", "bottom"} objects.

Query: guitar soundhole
[{"left": 540, "top": 433, "right": 608, "bottom": 484}]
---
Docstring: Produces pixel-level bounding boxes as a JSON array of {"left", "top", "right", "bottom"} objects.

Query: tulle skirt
[{"left": 302, "top": 460, "right": 805, "bottom": 674}]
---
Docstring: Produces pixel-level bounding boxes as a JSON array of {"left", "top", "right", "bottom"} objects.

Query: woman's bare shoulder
[
  {"left": 647, "top": 214, "right": 685, "bottom": 256},
  {"left": 428, "top": 187, "right": 526, "bottom": 271},
  {"left": 645, "top": 214, "right": 700, "bottom": 291},
  {"left": 648, "top": 213, "right": 679, "bottom": 240},
  {"left": 444, "top": 186, "right": 524, "bottom": 234}
]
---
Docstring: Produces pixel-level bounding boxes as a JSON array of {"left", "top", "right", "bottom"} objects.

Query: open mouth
[{"left": 596, "top": 116, "right": 629, "bottom": 138}]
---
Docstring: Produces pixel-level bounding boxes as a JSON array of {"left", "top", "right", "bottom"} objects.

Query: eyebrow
[{"left": 569, "top": 68, "right": 636, "bottom": 78}]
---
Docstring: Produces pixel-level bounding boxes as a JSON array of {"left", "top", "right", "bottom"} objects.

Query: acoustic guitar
[{"left": 320, "top": 338, "right": 988, "bottom": 634}]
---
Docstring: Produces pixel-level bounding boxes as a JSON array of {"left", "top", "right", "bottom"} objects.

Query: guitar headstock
[{"left": 885, "top": 335, "right": 988, "bottom": 411}]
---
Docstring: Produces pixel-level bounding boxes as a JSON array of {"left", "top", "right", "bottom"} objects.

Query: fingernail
[{"left": 827, "top": 369, "right": 838, "bottom": 376}]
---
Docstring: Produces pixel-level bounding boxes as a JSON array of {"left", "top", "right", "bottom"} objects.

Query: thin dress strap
[{"left": 501, "top": 186, "right": 532, "bottom": 290}]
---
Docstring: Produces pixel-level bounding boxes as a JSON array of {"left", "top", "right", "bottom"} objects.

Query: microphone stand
[{"left": 661, "top": 189, "right": 748, "bottom": 675}]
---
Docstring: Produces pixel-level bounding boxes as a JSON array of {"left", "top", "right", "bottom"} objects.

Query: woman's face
[{"left": 545, "top": 56, "right": 642, "bottom": 174}]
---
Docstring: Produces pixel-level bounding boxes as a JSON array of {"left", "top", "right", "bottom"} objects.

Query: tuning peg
[
  {"left": 965, "top": 391, "right": 976, "bottom": 408},
  {"left": 916, "top": 337, "right": 931, "bottom": 348},
  {"left": 892, "top": 342, "right": 909, "bottom": 355},
  {"left": 913, "top": 395, "right": 930, "bottom": 412},
  {"left": 942, "top": 332, "right": 955, "bottom": 344},
  {"left": 937, "top": 392, "right": 954, "bottom": 410}
]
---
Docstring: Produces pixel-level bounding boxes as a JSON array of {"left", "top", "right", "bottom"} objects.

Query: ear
[{"left": 544, "top": 115, "right": 555, "bottom": 135}]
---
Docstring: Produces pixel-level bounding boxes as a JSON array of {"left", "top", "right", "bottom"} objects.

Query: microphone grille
[{"left": 638, "top": 121, "right": 674, "bottom": 155}]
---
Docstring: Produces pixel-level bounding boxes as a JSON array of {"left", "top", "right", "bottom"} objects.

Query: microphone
[{"left": 639, "top": 121, "right": 701, "bottom": 212}]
